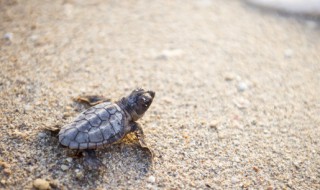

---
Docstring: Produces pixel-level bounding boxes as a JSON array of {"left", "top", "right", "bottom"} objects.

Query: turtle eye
[{"left": 138, "top": 97, "right": 148, "bottom": 107}]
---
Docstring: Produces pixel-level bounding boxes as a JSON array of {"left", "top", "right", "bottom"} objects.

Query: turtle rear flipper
[
  {"left": 43, "top": 125, "right": 60, "bottom": 137},
  {"left": 83, "top": 150, "right": 105, "bottom": 170},
  {"left": 74, "top": 95, "right": 111, "bottom": 107}
]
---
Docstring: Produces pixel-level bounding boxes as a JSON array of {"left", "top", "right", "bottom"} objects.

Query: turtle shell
[{"left": 58, "top": 102, "right": 129, "bottom": 150}]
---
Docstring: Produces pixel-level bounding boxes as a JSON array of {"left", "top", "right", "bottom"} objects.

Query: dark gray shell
[{"left": 58, "top": 102, "right": 129, "bottom": 150}]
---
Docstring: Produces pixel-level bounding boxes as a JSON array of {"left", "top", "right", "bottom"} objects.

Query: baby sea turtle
[{"left": 58, "top": 88, "right": 155, "bottom": 168}]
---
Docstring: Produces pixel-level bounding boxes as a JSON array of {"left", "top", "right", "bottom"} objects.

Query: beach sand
[{"left": 0, "top": 0, "right": 319, "bottom": 189}]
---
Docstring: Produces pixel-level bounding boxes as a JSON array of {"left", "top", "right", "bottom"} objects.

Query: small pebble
[
  {"left": 209, "top": 120, "right": 219, "bottom": 128},
  {"left": 1, "top": 180, "right": 6, "bottom": 185},
  {"left": 242, "top": 181, "right": 251, "bottom": 188},
  {"left": 224, "top": 73, "right": 236, "bottom": 81},
  {"left": 24, "top": 104, "right": 33, "bottom": 112},
  {"left": 3, "top": 168, "right": 12, "bottom": 175},
  {"left": 29, "top": 35, "right": 38, "bottom": 41},
  {"left": 233, "top": 140, "right": 240, "bottom": 146},
  {"left": 3, "top": 33, "right": 13, "bottom": 41},
  {"left": 37, "top": 132, "right": 47, "bottom": 139},
  {"left": 162, "top": 97, "right": 174, "bottom": 104},
  {"left": 237, "top": 82, "right": 248, "bottom": 92},
  {"left": 66, "top": 157, "right": 73, "bottom": 162},
  {"left": 280, "top": 128, "right": 288, "bottom": 133},
  {"left": 231, "top": 176, "right": 239, "bottom": 184},
  {"left": 233, "top": 156, "right": 240, "bottom": 162},
  {"left": 60, "top": 165, "right": 69, "bottom": 171},
  {"left": 148, "top": 175, "right": 156, "bottom": 183},
  {"left": 75, "top": 169, "right": 84, "bottom": 179},
  {"left": 65, "top": 106, "right": 73, "bottom": 111},
  {"left": 102, "top": 158, "right": 107, "bottom": 165},
  {"left": 156, "top": 49, "right": 184, "bottom": 60},
  {"left": 33, "top": 179, "right": 50, "bottom": 190},
  {"left": 284, "top": 49, "right": 294, "bottom": 58}
]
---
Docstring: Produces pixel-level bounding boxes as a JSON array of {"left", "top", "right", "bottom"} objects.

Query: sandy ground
[{"left": 1, "top": 0, "right": 320, "bottom": 189}]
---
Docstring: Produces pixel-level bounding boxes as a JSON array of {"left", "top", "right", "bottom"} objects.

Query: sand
[{"left": 0, "top": 0, "right": 319, "bottom": 189}]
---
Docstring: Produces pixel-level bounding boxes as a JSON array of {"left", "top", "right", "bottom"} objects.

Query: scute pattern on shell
[{"left": 59, "top": 102, "right": 127, "bottom": 150}]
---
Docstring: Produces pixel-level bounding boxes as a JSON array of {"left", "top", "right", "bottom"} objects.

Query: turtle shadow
[
  {"left": 98, "top": 141, "right": 153, "bottom": 175},
  {"left": 36, "top": 130, "right": 152, "bottom": 188},
  {"left": 44, "top": 129, "right": 153, "bottom": 179},
  {"left": 68, "top": 143, "right": 152, "bottom": 187}
]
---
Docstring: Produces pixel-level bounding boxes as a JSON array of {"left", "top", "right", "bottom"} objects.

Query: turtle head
[{"left": 121, "top": 88, "right": 155, "bottom": 121}]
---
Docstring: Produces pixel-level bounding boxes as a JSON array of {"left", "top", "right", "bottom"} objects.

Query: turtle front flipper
[
  {"left": 83, "top": 149, "right": 104, "bottom": 170},
  {"left": 130, "top": 122, "right": 154, "bottom": 159}
]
